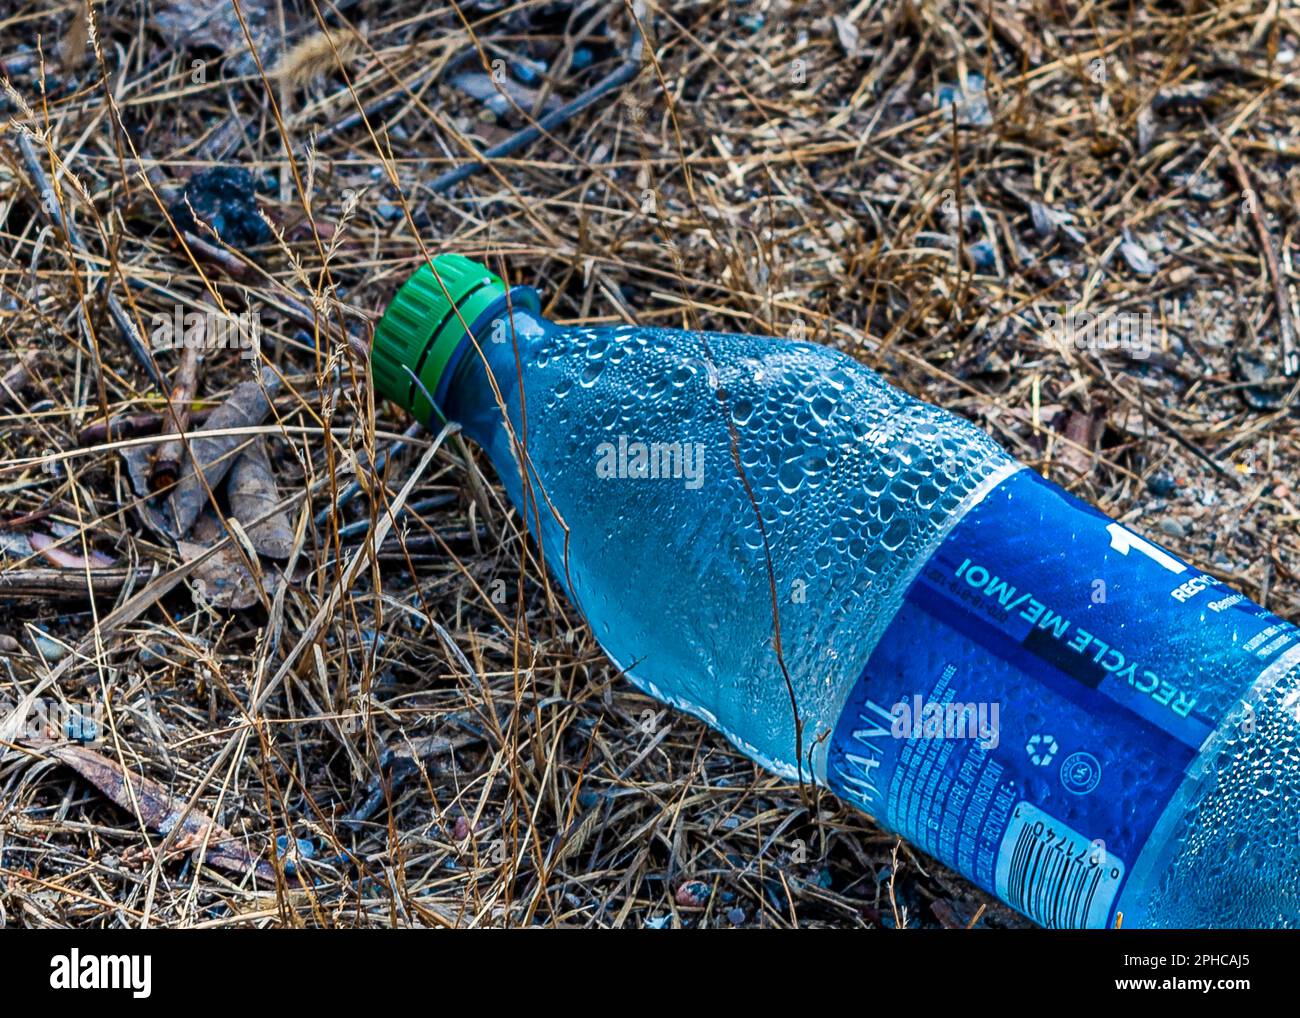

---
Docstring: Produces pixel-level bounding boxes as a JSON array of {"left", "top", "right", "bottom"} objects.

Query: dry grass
[{"left": 0, "top": 0, "right": 1297, "bottom": 928}]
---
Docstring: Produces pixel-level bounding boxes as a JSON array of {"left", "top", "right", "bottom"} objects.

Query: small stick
[
  {"left": 149, "top": 337, "right": 203, "bottom": 492},
  {"left": 181, "top": 230, "right": 256, "bottom": 281},
  {"left": 0, "top": 508, "right": 51, "bottom": 531},
  {"left": 76, "top": 408, "right": 214, "bottom": 447},
  {"left": 333, "top": 493, "right": 456, "bottom": 539},
  {"left": 0, "top": 565, "right": 156, "bottom": 600}
]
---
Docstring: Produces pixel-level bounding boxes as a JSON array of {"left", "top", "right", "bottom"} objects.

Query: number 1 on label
[{"left": 1105, "top": 523, "right": 1186, "bottom": 574}]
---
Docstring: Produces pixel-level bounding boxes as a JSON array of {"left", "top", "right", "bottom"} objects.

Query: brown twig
[
  {"left": 0, "top": 564, "right": 156, "bottom": 599},
  {"left": 149, "top": 336, "right": 202, "bottom": 492},
  {"left": 76, "top": 408, "right": 213, "bottom": 447}
]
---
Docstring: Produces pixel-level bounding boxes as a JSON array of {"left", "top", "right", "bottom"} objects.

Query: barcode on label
[{"left": 995, "top": 801, "right": 1125, "bottom": 929}]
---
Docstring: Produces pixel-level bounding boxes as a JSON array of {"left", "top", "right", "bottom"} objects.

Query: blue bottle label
[{"left": 828, "top": 467, "right": 1300, "bottom": 928}]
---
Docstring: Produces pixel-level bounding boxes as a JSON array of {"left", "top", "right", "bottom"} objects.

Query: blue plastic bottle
[{"left": 370, "top": 255, "right": 1300, "bottom": 928}]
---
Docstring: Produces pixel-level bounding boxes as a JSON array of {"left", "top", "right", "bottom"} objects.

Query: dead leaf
[
  {"left": 41, "top": 741, "right": 276, "bottom": 882},
  {"left": 151, "top": 0, "right": 287, "bottom": 74},
  {"left": 227, "top": 437, "right": 295, "bottom": 558},
  {"left": 27, "top": 531, "right": 115, "bottom": 569},
  {"left": 169, "top": 373, "right": 280, "bottom": 538},
  {"left": 180, "top": 512, "right": 275, "bottom": 610},
  {"left": 1053, "top": 408, "right": 1106, "bottom": 478},
  {"left": 60, "top": 3, "right": 89, "bottom": 72},
  {"left": 119, "top": 440, "right": 182, "bottom": 543},
  {"left": 119, "top": 441, "right": 155, "bottom": 498}
]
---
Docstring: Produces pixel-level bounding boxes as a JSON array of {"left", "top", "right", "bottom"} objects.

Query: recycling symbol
[{"left": 1025, "top": 733, "right": 1059, "bottom": 767}]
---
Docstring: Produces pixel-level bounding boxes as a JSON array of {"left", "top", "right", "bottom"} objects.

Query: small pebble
[
  {"left": 967, "top": 239, "right": 998, "bottom": 271},
  {"left": 675, "top": 880, "right": 711, "bottom": 907},
  {"left": 1157, "top": 518, "right": 1186, "bottom": 539},
  {"left": 1146, "top": 473, "right": 1179, "bottom": 497},
  {"left": 29, "top": 629, "right": 68, "bottom": 661},
  {"left": 274, "top": 835, "right": 316, "bottom": 876}
]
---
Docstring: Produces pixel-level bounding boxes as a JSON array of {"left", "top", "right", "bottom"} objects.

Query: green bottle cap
[{"left": 370, "top": 254, "right": 508, "bottom": 424}]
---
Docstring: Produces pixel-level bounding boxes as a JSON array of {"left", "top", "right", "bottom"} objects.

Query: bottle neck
[{"left": 440, "top": 300, "right": 549, "bottom": 445}]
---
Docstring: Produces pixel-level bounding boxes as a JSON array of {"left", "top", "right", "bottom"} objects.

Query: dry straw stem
[
  {"left": 274, "top": 27, "right": 364, "bottom": 88},
  {"left": 0, "top": 0, "right": 1297, "bottom": 930}
]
